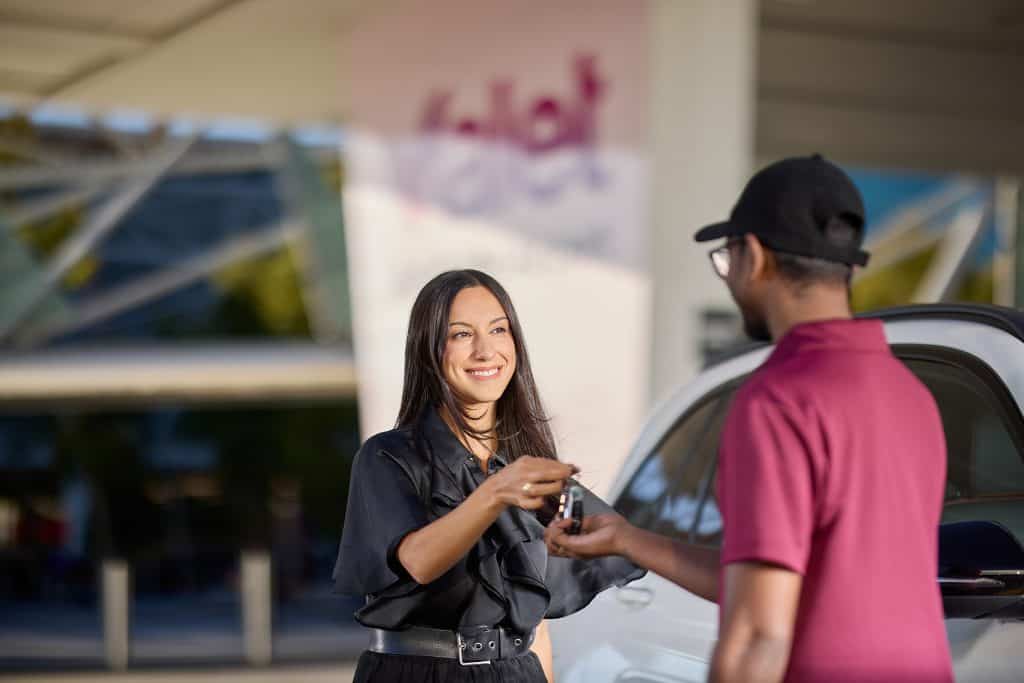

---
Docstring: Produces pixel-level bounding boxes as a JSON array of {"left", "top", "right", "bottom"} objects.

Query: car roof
[{"left": 704, "top": 303, "right": 1024, "bottom": 369}]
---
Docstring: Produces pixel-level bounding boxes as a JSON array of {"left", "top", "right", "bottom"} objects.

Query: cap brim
[{"left": 694, "top": 220, "right": 739, "bottom": 243}]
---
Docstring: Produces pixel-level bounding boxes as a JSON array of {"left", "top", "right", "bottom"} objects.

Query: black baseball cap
[{"left": 694, "top": 154, "right": 870, "bottom": 267}]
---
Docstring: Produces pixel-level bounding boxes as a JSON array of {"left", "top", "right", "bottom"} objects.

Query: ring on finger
[{"left": 521, "top": 482, "right": 532, "bottom": 494}]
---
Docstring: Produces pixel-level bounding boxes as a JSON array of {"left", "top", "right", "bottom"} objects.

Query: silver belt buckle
[{"left": 456, "top": 632, "right": 492, "bottom": 666}]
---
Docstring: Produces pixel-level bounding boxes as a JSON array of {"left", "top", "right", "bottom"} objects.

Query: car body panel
[{"left": 552, "top": 312, "right": 1024, "bottom": 683}]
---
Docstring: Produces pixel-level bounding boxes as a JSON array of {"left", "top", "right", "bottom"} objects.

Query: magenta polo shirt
[{"left": 717, "top": 319, "right": 953, "bottom": 682}]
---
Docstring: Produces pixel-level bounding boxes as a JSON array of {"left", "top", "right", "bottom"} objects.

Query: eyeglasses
[{"left": 708, "top": 239, "right": 743, "bottom": 279}]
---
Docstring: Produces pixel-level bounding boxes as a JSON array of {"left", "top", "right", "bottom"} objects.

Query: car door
[
  {"left": 896, "top": 346, "right": 1024, "bottom": 683},
  {"left": 553, "top": 382, "right": 741, "bottom": 683},
  {"left": 554, "top": 321, "right": 1024, "bottom": 683}
]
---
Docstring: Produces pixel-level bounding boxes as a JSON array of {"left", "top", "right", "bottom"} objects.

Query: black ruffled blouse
[{"left": 333, "top": 408, "right": 645, "bottom": 633}]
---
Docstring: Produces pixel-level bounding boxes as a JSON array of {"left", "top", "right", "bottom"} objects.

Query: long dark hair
[{"left": 397, "top": 270, "right": 560, "bottom": 512}]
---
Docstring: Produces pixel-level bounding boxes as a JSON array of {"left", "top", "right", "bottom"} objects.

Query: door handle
[
  {"left": 938, "top": 577, "right": 1006, "bottom": 593},
  {"left": 616, "top": 586, "right": 653, "bottom": 608}
]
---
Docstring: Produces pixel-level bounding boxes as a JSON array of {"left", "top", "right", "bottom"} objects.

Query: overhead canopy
[
  {"left": 0, "top": 343, "right": 357, "bottom": 408},
  {"left": 1, "top": 0, "right": 1023, "bottom": 173},
  {"left": 0, "top": 0, "right": 372, "bottom": 127},
  {"left": 0, "top": 0, "right": 1021, "bottom": 412}
]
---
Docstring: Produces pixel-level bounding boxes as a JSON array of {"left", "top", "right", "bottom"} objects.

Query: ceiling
[
  {"left": 0, "top": 0, "right": 374, "bottom": 126},
  {"left": 758, "top": 0, "right": 1024, "bottom": 173},
  {"left": 0, "top": 0, "right": 1022, "bottom": 172}
]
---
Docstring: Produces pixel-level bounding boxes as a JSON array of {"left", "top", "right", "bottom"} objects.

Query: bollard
[
  {"left": 101, "top": 559, "right": 131, "bottom": 671},
  {"left": 241, "top": 551, "right": 273, "bottom": 666}
]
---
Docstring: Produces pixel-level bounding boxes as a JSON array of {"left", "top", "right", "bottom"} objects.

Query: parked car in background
[{"left": 552, "top": 304, "right": 1024, "bottom": 683}]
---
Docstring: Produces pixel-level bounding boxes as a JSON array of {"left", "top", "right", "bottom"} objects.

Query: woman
[{"left": 334, "top": 269, "right": 643, "bottom": 682}]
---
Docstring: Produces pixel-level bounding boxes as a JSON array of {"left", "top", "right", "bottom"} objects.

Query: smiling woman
[
  {"left": 396, "top": 271, "right": 556, "bottom": 483},
  {"left": 442, "top": 286, "right": 519, "bottom": 431},
  {"left": 333, "top": 269, "right": 644, "bottom": 683}
]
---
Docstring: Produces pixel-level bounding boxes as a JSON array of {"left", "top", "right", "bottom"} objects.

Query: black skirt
[{"left": 352, "top": 650, "right": 547, "bottom": 683}]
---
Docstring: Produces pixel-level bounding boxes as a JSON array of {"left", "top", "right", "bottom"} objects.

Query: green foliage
[
  {"left": 852, "top": 245, "right": 996, "bottom": 312},
  {"left": 0, "top": 115, "right": 97, "bottom": 291},
  {"left": 15, "top": 210, "right": 98, "bottom": 289},
  {"left": 954, "top": 265, "right": 995, "bottom": 303},
  {"left": 210, "top": 246, "right": 312, "bottom": 337},
  {"left": 852, "top": 247, "right": 936, "bottom": 312}
]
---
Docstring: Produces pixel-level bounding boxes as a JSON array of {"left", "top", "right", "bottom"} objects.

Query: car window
[
  {"left": 616, "top": 347, "right": 1024, "bottom": 556},
  {"left": 902, "top": 356, "right": 1024, "bottom": 543},
  {"left": 615, "top": 384, "right": 739, "bottom": 546}
]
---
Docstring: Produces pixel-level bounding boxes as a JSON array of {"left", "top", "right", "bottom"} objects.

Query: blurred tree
[
  {"left": 954, "top": 265, "right": 995, "bottom": 303},
  {"left": 852, "top": 244, "right": 996, "bottom": 312},
  {"left": 0, "top": 115, "right": 99, "bottom": 290},
  {"left": 851, "top": 247, "right": 937, "bottom": 312},
  {"left": 211, "top": 246, "right": 312, "bottom": 337}
]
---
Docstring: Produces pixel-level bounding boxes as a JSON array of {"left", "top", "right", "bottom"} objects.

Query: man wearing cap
[{"left": 546, "top": 156, "right": 953, "bottom": 682}]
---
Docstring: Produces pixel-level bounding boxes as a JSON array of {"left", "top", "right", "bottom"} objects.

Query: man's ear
[{"left": 745, "top": 233, "right": 773, "bottom": 282}]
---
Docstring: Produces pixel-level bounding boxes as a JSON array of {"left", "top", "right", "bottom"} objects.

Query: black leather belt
[{"left": 368, "top": 625, "right": 535, "bottom": 666}]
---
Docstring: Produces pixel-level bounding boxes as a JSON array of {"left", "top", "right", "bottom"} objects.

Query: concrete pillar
[
  {"left": 994, "top": 178, "right": 1018, "bottom": 308},
  {"left": 241, "top": 551, "right": 273, "bottom": 666},
  {"left": 648, "top": 0, "right": 757, "bottom": 402},
  {"left": 101, "top": 560, "right": 131, "bottom": 671},
  {"left": 1015, "top": 182, "right": 1024, "bottom": 309}
]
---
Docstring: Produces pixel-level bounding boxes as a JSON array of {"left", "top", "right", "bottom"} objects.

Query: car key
[{"left": 560, "top": 482, "right": 584, "bottom": 535}]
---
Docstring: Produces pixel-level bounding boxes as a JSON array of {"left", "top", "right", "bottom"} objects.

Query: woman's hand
[
  {"left": 483, "top": 456, "right": 577, "bottom": 511},
  {"left": 398, "top": 456, "right": 574, "bottom": 585}
]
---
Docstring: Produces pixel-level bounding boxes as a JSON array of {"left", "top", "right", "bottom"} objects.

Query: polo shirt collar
[{"left": 770, "top": 318, "right": 887, "bottom": 362}]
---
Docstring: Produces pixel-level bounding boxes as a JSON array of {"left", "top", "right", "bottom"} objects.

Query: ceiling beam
[
  {"left": 0, "top": 145, "right": 337, "bottom": 191},
  {"left": 0, "top": 343, "right": 357, "bottom": 407},
  {"left": 36, "top": 0, "right": 252, "bottom": 100},
  {"left": 18, "top": 219, "right": 304, "bottom": 347},
  {"left": 0, "top": 9, "right": 158, "bottom": 42},
  {"left": 0, "top": 133, "right": 197, "bottom": 342},
  {"left": 760, "top": 13, "right": 1024, "bottom": 56}
]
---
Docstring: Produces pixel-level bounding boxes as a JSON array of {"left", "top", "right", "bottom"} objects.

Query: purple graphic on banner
[{"left": 393, "top": 55, "right": 611, "bottom": 218}]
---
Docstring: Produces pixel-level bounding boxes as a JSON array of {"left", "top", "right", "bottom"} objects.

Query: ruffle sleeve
[
  {"left": 332, "top": 432, "right": 429, "bottom": 597},
  {"left": 461, "top": 482, "right": 646, "bottom": 631}
]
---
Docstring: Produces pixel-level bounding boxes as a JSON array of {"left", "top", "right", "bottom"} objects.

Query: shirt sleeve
[
  {"left": 332, "top": 435, "right": 431, "bottom": 596},
  {"left": 717, "top": 386, "right": 820, "bottom": 575}
]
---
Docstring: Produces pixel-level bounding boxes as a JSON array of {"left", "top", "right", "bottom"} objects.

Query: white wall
[
  {"left": 647, "top": 0, "right": 757, "bottom": 404},
  {"left": 342, "top": 0, "right": 652, "bottom": 495}
]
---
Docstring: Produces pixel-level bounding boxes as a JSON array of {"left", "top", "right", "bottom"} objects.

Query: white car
[{"left": 551, "top": 304, "right": 1024, "bottom": 683}]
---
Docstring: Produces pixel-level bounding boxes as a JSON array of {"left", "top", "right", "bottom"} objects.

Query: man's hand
[
  {"left": 545, "top": 513, "right": 633, "bottom": 559},
  {"left": 547, "top": 511, "right": 722, "bottom": 603}
]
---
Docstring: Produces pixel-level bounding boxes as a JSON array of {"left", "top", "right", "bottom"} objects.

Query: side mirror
[{"left": 938, "top": 520, "right": 1024, "bottom": 619}]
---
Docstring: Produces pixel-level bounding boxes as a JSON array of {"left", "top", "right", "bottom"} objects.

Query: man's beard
[{"left": 740, "top": 307, "right": 772, "bottom": 342}]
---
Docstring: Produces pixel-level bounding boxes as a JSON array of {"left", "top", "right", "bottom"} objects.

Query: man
[{"left": 546, "top": 155, "right": 953, "bottom": 682}]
